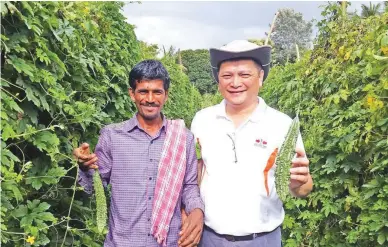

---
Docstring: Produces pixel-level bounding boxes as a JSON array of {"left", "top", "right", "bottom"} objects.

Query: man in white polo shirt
[{"left": 192, "top": 40, "right": 313, "bottom": 247}]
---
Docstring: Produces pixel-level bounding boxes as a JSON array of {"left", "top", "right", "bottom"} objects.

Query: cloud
[
  {"left": 126, "top": 15, "right": 269, "bottom": 51},
  {"left": 122, "top": 1, "right": 383, "bottom": 51}
]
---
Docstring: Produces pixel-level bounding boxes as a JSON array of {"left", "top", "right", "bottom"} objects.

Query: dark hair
[
  {"left": 217, "top": 57, "right": 263, "bottom": 72},
  {"left": 128, "top": 60, "right": 170, "bottom": 90}
]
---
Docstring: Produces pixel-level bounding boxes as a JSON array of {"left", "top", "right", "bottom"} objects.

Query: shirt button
[
  {"left": 151, "top": 140, "right": 154, "bottom": 144},
  {"left": 150, "top": 158, "right": 153, "bottom": 162},
  {"left": 148, "top": 233, "right": 151, "bottom": 236},
  {"left": 149, "top": 177, "right": 152, "bottom": 180},
  {"left": 148, "top": 197, "right": 151, "bottom": 200},
  {"left": 148, "top": 218, "right": 151, "bottom": 221}
]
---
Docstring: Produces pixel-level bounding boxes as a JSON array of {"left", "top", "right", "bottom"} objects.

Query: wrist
[{"left": 192, "top": 208, "right": 204, "bottom": 217}]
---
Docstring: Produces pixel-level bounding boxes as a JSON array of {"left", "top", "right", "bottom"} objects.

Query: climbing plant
[{"left": 262, "top": 3, "right": 388, "bottom": 246}]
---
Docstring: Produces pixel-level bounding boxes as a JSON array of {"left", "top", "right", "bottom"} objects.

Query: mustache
[{"left": 141, "top": 102, "right": 160, "bottom": 107}]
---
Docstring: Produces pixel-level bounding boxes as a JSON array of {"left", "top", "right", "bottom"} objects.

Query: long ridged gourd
[
  {"left": 275, "top": 115, "right": 300, "bottom": 202},
  {"left": 93, "top": 169, "right": 107, "bottom": 233}
]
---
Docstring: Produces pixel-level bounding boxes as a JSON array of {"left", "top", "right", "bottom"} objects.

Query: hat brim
[{"left": 210, "top": 45, "right": 271, "bottom": 83}]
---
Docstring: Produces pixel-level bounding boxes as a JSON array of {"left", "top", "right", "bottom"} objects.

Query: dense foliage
[
  {"left": 1, "top": 2, "right": 201, "bottom": 245},
  {"left": 1, "top": 1, "right": 387, "bottom": 247},
  {"left": 180, "top": 49, "right": 217, "bottom": 95},
  {"left": 262, "top": 3, "right": 388, "bottom": 246}
]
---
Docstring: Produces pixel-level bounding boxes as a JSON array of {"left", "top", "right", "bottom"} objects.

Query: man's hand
[
  {"left": 178, "top": 208, "right": 203, "bottom": 247},
  {"left": 73, "top": 143, "right": 98, "bottom": 171},
  {"left": 289, "top": 147, "right": 313, "bottom": 197}
]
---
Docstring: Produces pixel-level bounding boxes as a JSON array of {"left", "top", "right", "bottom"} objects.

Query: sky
[{"left": 122, "top": 1, "right": 373, "bottom": 51}]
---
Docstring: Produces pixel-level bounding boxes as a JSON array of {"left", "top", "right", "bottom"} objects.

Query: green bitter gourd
[
  {"left": 275, "top": 115, "right": 300, "bottom": 202},
  {"left": 93, "top": 169, "right": 107, "bottom": 233}
]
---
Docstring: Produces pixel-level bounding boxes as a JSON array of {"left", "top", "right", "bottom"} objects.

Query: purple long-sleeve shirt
[{"left": 78, "top": 115, "right": 204, "bottom": 247}]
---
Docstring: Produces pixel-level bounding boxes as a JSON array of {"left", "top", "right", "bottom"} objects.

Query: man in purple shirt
[{"left": 74, "top": 60, "right": 204, "bottom": 247}]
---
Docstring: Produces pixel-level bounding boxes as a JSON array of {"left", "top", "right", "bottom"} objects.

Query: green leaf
[
  {"left": 7, "top": 55, "right": 34, "bottom": 77},
  {"left": 1, "top": 110, "right": 9, "bottom": 121},
  {"left": 33, "top": 202, "right": 50, "bottom": 213},
  {"left": 35, "top": 234, "right": 50, "bottom": 245},
  {"left": 364, "top": 189, "right": 377, "bottom": 200},
  {"left": 38, "top": 212, "right": 56, "bottom": 222},
  {"left": 36, "top": 48, "right": 51, "bottom": 65},
  {"left": 3, "top": 148, "right": 21, "bottom": 162},
  {"left": 2, "top": 181, "right": 23, "bottom": 202},
  {"left": 21, "top": 2, "right": 34, "bottom": 16},
  {"left": 8, "top": 99, "right": 23, "bottom": 113},
  {"left": 25, "top": 87, "right": 41, "bottom": 107},
  {"left": 27, "top": 199, "right": 40, "bottom": 210},
  {"left": 1, "top": 124, "right": 16, "bottom": 141},
  {"left": 373, "top": 55, "right": 388, "bottom": 61},
  {"left": 29, "top": 226, "right": 39, "bottom": 237},
  {"left": 20, "top": 215, "right": 34, "bottom": 228},
  {"left": 50, "top": 26, "right": 63, "bottom": 43},
  {"left": 31, "top": 179, "right": 42, "bottom": 190},
  {"left": 39, "top": 95, "right": 50, "bottom": 112},
  {"left": 377, "top": 234, "right": 386, "bottom": 245},
  {"left": 12, "top": 205, "right": 28, "bottom": 218},
  {"left": 46, "top": 166, "right": 66, "bottom": 177},
  {"left": 32, "top": 131, "right": 60, "bottom": 152}
]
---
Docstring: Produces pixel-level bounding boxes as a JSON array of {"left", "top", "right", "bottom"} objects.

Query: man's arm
[
  {"left": 77, "top": 128, "right": 112, "bottom": 194},
  {"left": 181, "top": 133, "right": 204, "bottom": 213},
  {"left": 178, "top": 132, "right": 204, "bottom": 247}
]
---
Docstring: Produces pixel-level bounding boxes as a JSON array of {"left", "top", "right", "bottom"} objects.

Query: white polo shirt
[{"left": 191, "top": 97, "right": 304, "bottom": 236}]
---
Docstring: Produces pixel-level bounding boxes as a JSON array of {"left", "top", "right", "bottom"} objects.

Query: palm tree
[
  {"left": 361, "top": 2, "right": 382, "bottom": 17},
  {"left": 162, "top": 45, "right": 178, "bottom": 58}
]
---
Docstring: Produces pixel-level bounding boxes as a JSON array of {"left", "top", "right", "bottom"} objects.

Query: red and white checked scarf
[{"left": 150, "top": 119, "right": 187, "bottom": 246}]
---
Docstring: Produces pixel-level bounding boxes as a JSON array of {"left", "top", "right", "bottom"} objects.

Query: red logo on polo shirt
[{"left": 255, "top": 138, "right": 267, "bottom": 148}]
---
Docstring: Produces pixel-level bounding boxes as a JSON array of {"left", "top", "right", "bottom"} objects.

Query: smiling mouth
[
  {"left": 141, "top": 103, "right": 159, "bottom": 107},
  {"left": 141, "top": 105, "right": 158, "bottom": 111},
  {"left": 228, "top": 90, "right": 246, "bottom": 94}
]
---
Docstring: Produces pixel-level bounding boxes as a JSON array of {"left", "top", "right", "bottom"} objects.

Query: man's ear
[
  {"left": 258, "top": 70, "right": 265, "bottom": 88},
  {"left": 164, "top": 90, "right": 169, "bottom": 102},
  {"left": 129, "top": 88, "right": 135, "bottom": 101}
]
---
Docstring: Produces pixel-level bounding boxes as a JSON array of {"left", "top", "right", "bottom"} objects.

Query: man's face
[
  {"left": 129, "top": 79, "right": 168, "bottom": 121},
  {"left": 218, "top": 59, "right": 264, "bottom": 108}
]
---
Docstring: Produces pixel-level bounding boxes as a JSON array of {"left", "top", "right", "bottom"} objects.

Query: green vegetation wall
[
  {"left": 180, "top": 49, "right": 217, "bottom": 94},
  {"left": 262, "top": 4, "right": 388, "bottom": 246},
  {"left": 161, "top": 55, "right": 203, "bottom": 127},
  {"left": 1, "top": 2, "right": 202, "bottom": 246}
]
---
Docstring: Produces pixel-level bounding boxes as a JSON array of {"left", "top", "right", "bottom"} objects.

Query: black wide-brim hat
[{"left": 210, "top": 40, "right": 272, "bottom": 83}]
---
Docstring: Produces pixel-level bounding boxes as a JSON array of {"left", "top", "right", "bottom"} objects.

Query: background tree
[
  {"left": 140, "top": 41, "right": 159, "bottom": 60},
  {"left": 361, "top": 2, "right": 382, "bottom": 17},
  {"left": 162, "top": 45, "right": 178, "bottom": 58},
  {"left": 270, "top": 8, "right": 313, "bottom": 65},
  {"left": 248, "top": 38, "right": 279, "bottom": 65},
  {"left": 180, "top": 49, "right": 217, "bottom": 94}
]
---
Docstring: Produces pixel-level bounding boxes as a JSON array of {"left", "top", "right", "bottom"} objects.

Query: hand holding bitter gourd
[
  {"left": 275, "top": 115, "right": 300, "bottom": 202},
  {"left": 79, "top": 146, "right": 107, "bottom": 233}
]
